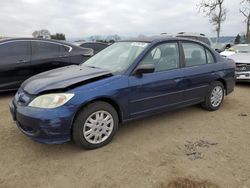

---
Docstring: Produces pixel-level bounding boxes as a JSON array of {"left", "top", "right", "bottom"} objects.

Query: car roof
[
  {"left": 73, "top": 41, "right": 110, "bottom": 47},
  {"left": 160, "top": 32, "right": 208, "bottom": 38},
  {"left": 121, "top": 35, "right": 210, "bottom": 45},
  {"left": 0, "top": 37, "right": 73, "bottom": 46},
  {"left": 176, "top": 32, "right": 207, "bottom": 37},
  {"left": 82, "top": 41, "right": 109, "bottom": 45}
]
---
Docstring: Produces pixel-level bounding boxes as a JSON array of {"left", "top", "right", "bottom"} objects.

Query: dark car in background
[
  {"left": 0, "top": 38, "right": 93, "bottom": 92},
  {"left": 9, "top": 36, "right": 235, "bottom": 149},
  {"left": 78, "top": 42, "right": 109, "bottom": 54}
]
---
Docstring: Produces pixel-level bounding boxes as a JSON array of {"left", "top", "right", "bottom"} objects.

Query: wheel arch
[
  {"left": 215, "top": 78, "right": 227, "bottom": 94},
  {"left": 70, "top": 97, "right": 123, "bottom": 131}
]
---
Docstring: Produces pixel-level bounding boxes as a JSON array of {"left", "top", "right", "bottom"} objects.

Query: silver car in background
[
  {"left": 226, "top": 45, "right": 250, "bottom": 82},
  {"left": 220, "top": 44, "right": 250, "bottom": 57}
]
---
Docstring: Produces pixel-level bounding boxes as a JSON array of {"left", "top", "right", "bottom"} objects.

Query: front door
[{"left": 128, "top": 42, "right": 184, "bottom": 118}]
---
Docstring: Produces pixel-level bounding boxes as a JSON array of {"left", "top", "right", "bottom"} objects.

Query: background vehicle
[
  {"left": 220, "top": 44, "right": 250, "bottom": 57},
  {"left": 75, "top": 42, "right": 109, "bottom": 55},
  {"left": 219, "top": 44, "right": 250, "bottom": 82},
  {"left": 227, "top": 53, "right": 250, "bottom": 82},
  {"left": 161, "top": 32, "right": 213, "bottom": 47},
  {"left": 0, "top": 38, "right": 93, "bottom": 92},
  {"left": 10, "top": 37, "right": 235, "bottom": 149},
  {"left": 176, "top": 32, "right": 213, "bottom": 47}
]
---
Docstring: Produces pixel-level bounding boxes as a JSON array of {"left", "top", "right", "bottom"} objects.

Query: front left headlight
[{"left": 28, "top": 93, "right": 74, "bottom": 109}]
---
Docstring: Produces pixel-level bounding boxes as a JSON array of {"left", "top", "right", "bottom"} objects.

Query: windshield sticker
[{"left": 131, "top": 42, "right": 148, "bottom": 48}]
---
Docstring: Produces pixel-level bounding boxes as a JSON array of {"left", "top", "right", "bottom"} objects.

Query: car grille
[{"left": 236, "top": 63, "right": 250, "bottom": 72}]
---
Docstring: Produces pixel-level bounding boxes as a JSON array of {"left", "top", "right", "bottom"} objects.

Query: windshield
[
  {"left": 231, "top": 44, "right": 250, "bottom": 53},
  {"left": 83, "top": 42, "right": 149, "bottom": 73}
]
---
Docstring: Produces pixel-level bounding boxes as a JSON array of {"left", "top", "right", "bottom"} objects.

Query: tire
[
  {"left": 201, "top": 81, "right": 225, "bottom": 111},
  {"left": 73, "top": 101, "right": 119, "bottom": 149}
]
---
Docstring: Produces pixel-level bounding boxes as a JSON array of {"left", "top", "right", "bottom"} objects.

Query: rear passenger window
[
  {"left": 206, "top": 49, "right": 215, "bottom": 64},
  {"left": 60, "top": 45, "right": 70, "bottom": 52},
  {"left": 95, "top": 44, "right": 107, "bottom": 52},
  {"left": 141, "top": 42, "right": 179, "bottom": 72},
  {"left": 32, "top": 42, "right": 60, "bottom": 55},
  {"left": 182, "top": 43, "right": 206, "bottom": 67},
  {"left": 81, "top": 43, "right": 94, "bottom": 49}
]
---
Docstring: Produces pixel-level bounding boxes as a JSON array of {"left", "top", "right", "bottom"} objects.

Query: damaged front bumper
[{"left": 9, "top": 100, "right": 74, "bottom": 144}]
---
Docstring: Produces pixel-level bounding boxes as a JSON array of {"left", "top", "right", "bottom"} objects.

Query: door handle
[
  {"left": 174, "top": 77, "right": 183, "bottom": 82},
  {"left": 59, "top": 55, "right": 68, "bottom": 58},
  {"left": 211, "top": 72, "right": 216, "bottom": 76},
  {"left": 17, "top": 59, "right": 28, "bottom": 63}
]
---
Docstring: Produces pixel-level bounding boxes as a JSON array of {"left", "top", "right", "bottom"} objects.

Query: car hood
[
  {"left": 227, "top": 53, "right": 250, "bottom": 64},
  {"left": 220, "top": 50, "right": 236, "bottom": 57},
  {"left": 22, "top": 65, "right": 113, "bottom": 95}
]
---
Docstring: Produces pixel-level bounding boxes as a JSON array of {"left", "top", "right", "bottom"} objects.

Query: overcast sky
[{"left": 0, "top": 0, "right": 245, "bottom": 38}]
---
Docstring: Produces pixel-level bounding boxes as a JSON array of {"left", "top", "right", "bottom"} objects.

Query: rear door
[
  {"left": 30, "top": 41, "right": 70, "bottom": 75},
  {"left": 0, "top": 41, "right": 31, "bottom": 91},
  {"left": 181, "top": 42, "right": 219, "bottom": 103}
]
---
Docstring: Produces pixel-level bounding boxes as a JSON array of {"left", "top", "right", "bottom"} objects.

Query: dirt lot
[{"left": 0, "top": 84, "right": 250, "bottom": 188}]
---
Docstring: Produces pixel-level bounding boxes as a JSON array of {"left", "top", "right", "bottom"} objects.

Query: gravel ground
[{"left": 0, "top": 84, "right": 249, "bottom": 188}]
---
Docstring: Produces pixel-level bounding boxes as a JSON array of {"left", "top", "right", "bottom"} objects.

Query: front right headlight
[{"left": 28, "top": 93, "right": 74, "bottom": 109}]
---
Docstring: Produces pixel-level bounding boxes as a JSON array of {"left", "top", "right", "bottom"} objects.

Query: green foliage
[
  {"left": 51, "top": 33, "right": 66, "bottom": 40},
  {"left": 234, "top": 34, "right": 241, "bottom": 44}
]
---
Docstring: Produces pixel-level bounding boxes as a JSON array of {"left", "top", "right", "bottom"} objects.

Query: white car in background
[
  {"left": 220, "top": 44, "right": 250, "bottom": 57},
  {"left": 224, "top": 44, "right": 250, "bottom": 82}
]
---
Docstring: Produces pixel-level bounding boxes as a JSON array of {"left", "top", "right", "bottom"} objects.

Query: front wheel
[
  {"left": 202, "top": 81, "right": 225, "bottom": 111},
  {"left": 73, "top": 101, "right": 119, "bottom": 149}
]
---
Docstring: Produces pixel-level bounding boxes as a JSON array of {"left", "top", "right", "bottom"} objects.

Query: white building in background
[{"left": 32, "top": 29, "right": 51, "bottom": 39}]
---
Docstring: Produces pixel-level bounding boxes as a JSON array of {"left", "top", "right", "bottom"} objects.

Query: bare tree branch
[
  {"left": 198, "top": 0, "right": 227, "bottom": 43},
  {"left": 240, "top": 0, "right": 250, "bottom": 42},
  {"left": 240, "top": 9, "right": 248, "bottom": 18}
]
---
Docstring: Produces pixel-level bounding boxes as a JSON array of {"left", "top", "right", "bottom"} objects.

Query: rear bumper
[
  {"left": 225, "top": 76, "right": 235, "bottom": 95},
  {"left": 9, "top": 100, "right": 73, "bottom": 144}
]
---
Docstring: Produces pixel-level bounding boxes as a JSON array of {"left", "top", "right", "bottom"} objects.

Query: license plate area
[{"left": 236, "top": 73, "right": 250, "bottom": 78}]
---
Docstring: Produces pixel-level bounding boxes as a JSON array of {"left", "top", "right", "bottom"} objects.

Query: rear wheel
[
  {"left": 202, "top": 81, "right": 224, "bottom": 111},
  {"left": 73, "top": 101, "right": 119, "bottom": 149}
]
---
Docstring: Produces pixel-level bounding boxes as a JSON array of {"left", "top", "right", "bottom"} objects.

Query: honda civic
[{"left": 9, "top": 36, "right": 235, "bottom": 149}]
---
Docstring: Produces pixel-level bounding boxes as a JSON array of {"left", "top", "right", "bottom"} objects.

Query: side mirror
[{"left": 134, "top": 64, "right": 155, "bottom": 75}]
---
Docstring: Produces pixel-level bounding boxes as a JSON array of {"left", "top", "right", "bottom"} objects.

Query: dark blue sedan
[{"left": 9, "top": 36, "right": 235, "bottom": 149}]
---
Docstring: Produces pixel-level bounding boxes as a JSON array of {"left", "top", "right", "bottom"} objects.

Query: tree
[
  {"left": 89, "top": 35, "right": 102, "bottom": 42},
  {"left": 51, "top": 33, "right": 66, "bottom": 40},
  {"left": 198, "top": 0, "right": 227, "bottom": 43},
  {"left": 105, "top": 34, "right": 121, "bottom": 42},
  {"left": 32, "top": 29, "right": 51, "bottom": 39},
  {"left": 234, "top": 34, "right": 241, "bottom": 44},
  {"left": 240, "top": 0, "right": 250, "bottom": 43}
]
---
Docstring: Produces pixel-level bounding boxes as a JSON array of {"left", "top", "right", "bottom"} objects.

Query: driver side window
[{"left": 140, "top": 42, "right": 180, "bottom": 72}]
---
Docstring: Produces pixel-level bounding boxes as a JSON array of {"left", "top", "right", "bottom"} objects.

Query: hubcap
[
  {"left": 211, "top": 86, "right": 223, "bottom": 107},
  {"left": 83, "top": 111, "right": 114, "bottom": 144}
]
